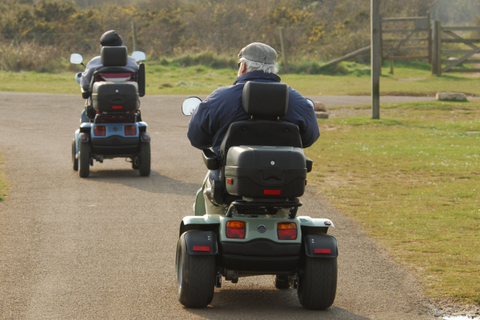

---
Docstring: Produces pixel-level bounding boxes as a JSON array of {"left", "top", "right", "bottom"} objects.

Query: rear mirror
[
  {"left": 70, "top": 53, "right": 83, "bottom": 65},
  {"left": 182, "top": 97, "right": 202, "bottom": 115},
  {"left": 132, "top": 51, "right": 146, "bottom": 62},
  {"left": 306, "top": 98, "right": 315, "bottom": 110}
]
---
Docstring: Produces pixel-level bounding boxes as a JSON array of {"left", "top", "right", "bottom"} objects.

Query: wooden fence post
[
  {"left": 371, "top": 0, "right": 381, "bottom": 120},
  {"left": 432, "top": 20, "right": 438, "bottom": 75},
  {"left": 432, "top": 20, "right": 442, "bottom": 76},
  {"left": 131, "top": 21, "right": 137, "bottom": 52},
  {"left": 427, "top": 12, "right": 432, "bottom": 64},
  {"left": 279, "top": 27, "right": 290, "bottom": 73}
]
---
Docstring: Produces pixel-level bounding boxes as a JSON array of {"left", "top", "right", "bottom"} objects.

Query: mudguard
[
  {"left": 78, "top": 132, "right": 90, "bottom": 143},
  {"left": 179, "top": 215, "right": 220, "bottom": 236},
  {"left": 183, "top": 230, "right": 218, "bottom": 256},
  {"left": 304, "top": 234, "right": 338, "bottom": 258},
  {"left": 140, "top": 132, "right": 150, "bottom": 143},
  {"left": 298, "top": 216, "right": 334, "bottom": 228}
]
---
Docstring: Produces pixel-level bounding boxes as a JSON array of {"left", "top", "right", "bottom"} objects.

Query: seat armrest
[
  {"left": 81, "top": 87, "right": 90, "bottom": 99},
  {"left": 202, "top": 149, "right": 221, "bottom": 170},
  {"left": 306, "top": 157, "right": 313, "bottom": 173}
]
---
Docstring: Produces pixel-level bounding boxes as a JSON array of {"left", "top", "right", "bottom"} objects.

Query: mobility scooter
[
  {"left": 177, "top": 81, "right": 338, "bottom": 309},
  {"left": 70, "top": 46, "right": 150, "bottom": 177}
]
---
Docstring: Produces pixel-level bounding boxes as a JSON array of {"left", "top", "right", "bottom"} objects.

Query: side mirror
[
  {"left": 132, "top": 51, "right": 146, "bottom": 62},
  {"left": 70, "top": 53, "right": 83, "bottom": 65},
  {"left": 182, "top": 97, "right": 202, "bottom": 115},
  {"left": 306, "top": 98, "right": 315, "bottom": 110}
]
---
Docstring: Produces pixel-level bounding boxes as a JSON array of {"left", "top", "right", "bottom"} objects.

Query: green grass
[
  {"left": 1, "top": 60, "right": 479, "bottom": 96},
  {"left": 306, "top": 100, "right": 480, "bottom": 304},
  {"left": 0, "top": 155, "right": 9, "bottom": 201}
]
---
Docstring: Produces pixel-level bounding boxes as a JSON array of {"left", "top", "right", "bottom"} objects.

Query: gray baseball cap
[{"left": 238, "top": 42, "right": 277, "bottom": 64}]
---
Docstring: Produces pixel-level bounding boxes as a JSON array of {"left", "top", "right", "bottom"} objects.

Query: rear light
[
  {"left": 124, "top": 125, "right": 136, "bottom": 136},
  {"left": 277, "top": 222, "right": 297, "bottom": 240},
  {"left": 226, "top": 221, "right": 245, "bottom": 239},
  {"left": 94, "top": 125, "right": 106, "bottom": 136},
  {"left": 193, "top": 246, "right": 210, "bottom": 252},
  {"left": 96, "top": 115, "right": 135, "bottom": 123},
  {"left": 314, "top": 248, "right": 331, "bottom": 254},
  {"left": 264, "top": 190, "right": 281, "bottom": 195},
  {"left": 226, "top": 178, "right": 233, "bottom": 185},
  {"left": 112, "top": 106, "right": 123, "bottom": 110}
]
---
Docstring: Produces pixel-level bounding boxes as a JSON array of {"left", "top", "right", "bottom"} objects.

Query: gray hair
[{"left": 240, "top": 57, "right": 278, "bottom": 74}]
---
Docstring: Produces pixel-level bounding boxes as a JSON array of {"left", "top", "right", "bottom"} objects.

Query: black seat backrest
[
  {"left": 219, "top": 81, "right": 302, "bottom": 158},
  {"left": 215, "top": 81, "right": 303, "bottom": 205},
  {"left": 101, "top": 46, "right": 128, "bottom": 67},
  {"left": 91, "top": 46, "right": 138, "bottom": 90}
]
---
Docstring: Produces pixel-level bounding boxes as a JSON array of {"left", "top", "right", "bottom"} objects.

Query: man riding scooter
[
  {"left": 187, "top": 42, "right": 320, "bottom": 216},
  {"left": 80, "top": 30, "right": 140, "bottom": 120}
]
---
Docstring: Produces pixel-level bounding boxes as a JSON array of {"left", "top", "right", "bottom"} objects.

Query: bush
[{"left": 0, "top": 41, "right": 68, "bottom": 72}]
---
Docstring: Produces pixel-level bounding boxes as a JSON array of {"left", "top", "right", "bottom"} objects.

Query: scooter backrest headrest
[
  {"left": 101, "top": 46, "right": 128, "bottom": 67},
  {"left": 242, "top": 81, "right": 289, "bottom": 118}
]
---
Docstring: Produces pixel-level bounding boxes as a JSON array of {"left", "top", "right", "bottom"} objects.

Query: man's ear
[{"left": 238, "top": 62, "right": 247, "bottom": 76}]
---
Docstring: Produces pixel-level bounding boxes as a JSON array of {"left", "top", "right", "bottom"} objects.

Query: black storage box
[
  {"left": 92, "top": 82, "right": 139, "bottom": 113},
  {"left": 224, "top": 146, "right": 307, "bottom": 198}
]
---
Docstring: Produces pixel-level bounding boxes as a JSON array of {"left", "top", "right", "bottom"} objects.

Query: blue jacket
[{"left": 187, "top": 71, "right": 320, "bottom": 155}]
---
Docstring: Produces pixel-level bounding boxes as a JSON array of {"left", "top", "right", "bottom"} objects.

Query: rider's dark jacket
[{"left": 187, "top": 71, "right": 320, "bottom": 154}]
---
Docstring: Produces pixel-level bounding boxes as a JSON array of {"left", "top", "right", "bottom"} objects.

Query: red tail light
[
  {"left": 226, "top": 221, "right": 245, "bottom": 239},
  {"left": 277, "top": 222, "right": 297, "bottom": 240},
  {"left": 94, "top": 125, "right": 106, "bottom": 136},
  {"left": 264, "top": 189, "right": 281, "bottom": 195},
  {"left": 314, "top": 248, "right": 331, "bottom": 254},
  {"left": 193, "top": 246, "right": 210, "bottom": 252},
  {"left": 124, "top": 125, "right": 136, "bottom": 136}
]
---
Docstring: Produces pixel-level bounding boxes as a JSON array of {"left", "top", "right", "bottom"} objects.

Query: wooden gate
[
  {"left": 432, "top": 22, "right": 480, "bottom": 75},
  {"left": 381, "top": 14, "right": 432, "bottom": 65}
]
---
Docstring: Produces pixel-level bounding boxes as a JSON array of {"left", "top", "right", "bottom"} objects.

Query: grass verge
[
  {"left": 1, "top": 60, "right": 479, "bottom": 96},
  {"left": 306, "top": 100, "right": 480, "bottom": 304}
]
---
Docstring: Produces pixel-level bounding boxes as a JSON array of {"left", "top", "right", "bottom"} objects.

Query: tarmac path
[{"left": 0, "top": 92, "right": 437, "bottom": 319}]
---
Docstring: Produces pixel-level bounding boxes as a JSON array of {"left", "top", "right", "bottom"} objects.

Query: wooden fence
[{"left": 432, "top": 22, "right": 480, "bottom": 75}]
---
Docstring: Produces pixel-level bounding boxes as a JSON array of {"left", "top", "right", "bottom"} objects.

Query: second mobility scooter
[{"left": 70, "top": 46, "right": 150, "bottom": 177}]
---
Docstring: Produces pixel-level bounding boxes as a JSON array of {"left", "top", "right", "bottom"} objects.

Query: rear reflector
[
  {"left": 314, "top": 248, "right": 331, "bottom": 254},
  {"left": 226, "top": 178, "right": 233, "bottom": 185},
  {"left": 277, "top": 222, "right": 297, "bottom": 240},
  {"left": 124, "top": 125, "right": 136, "bottom": 136},
  {"left": 94, "top": 125, "right": 106, "bottom": 136},
  {"left": 264, "top": 190, "right": 281, "bottom": 195},
  {"left": 226, "top": 221, "right": 246, "bottom": 239},
  {"left": 193, "top": 246, "right": 210, "bottom": 252}
]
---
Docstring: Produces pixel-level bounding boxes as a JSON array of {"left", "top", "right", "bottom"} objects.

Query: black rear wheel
[
  {"left": 298, "top": 257, "right": 337, "bottom": 310},
  {"left": 176, "top": 232, "right": 215, "bottom": 308},
  {"left": 72, "top": 139, "right": 78, "bottom": 171},
  {"left": 78, "top": 141, "right": 90, "bottom": 178},
  {"left": 139, "top": 141, "right": 150, "bottom": 176}
]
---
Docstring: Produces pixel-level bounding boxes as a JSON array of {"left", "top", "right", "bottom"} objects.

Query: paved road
[{"left": 0, "top": 92, "right": 436, "bottom": 319}]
